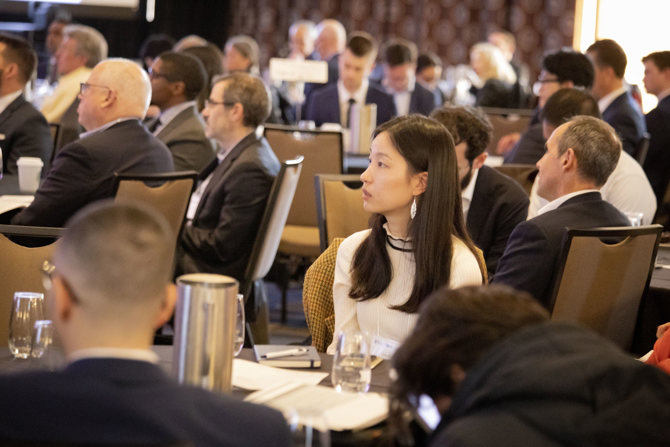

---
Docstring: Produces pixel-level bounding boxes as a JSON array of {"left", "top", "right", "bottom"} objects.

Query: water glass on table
[
  {"left": 8, "top": 292, "right": 45, "bottom": 359},
  {"left": 233, "top": 293, "right": 245, "bottom": 356},
  {"left": 331, "top": 330, "right": 371, "bottom": 393},
  {"left": 286, "top": 407, "right": 330, "bottom": 447},
  {"left": 31, "top": 320, "right": 54, "bottom": 358}
]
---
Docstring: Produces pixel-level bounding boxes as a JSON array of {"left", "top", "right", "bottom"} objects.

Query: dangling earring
[{"left": 410, "top": 197, "right": 417, "bottom": 219}]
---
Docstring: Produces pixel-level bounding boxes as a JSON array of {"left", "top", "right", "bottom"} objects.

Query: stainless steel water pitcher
[{"left": 173, "top": 273, "right": 238, "bottom": 392}]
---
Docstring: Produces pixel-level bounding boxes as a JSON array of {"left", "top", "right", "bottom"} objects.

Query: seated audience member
[
  {"left": 138, "top": 33, "right": 175, "bottom": 70},
  {"left": 380, "top": 38, "right": 435, "bottom": 116},
  {"left": 173, "top": 34, "right": 208, "bottom": 52},
  {"left": 0, "top": 33, "right": 51, "bottom": 174},
  {"left": 647, "top": 322, "right": 670, "bottom": 374},
  {"left": 12, "top": 58, "right": 174, "bottom": 227},
  {"left": 181, "top": 43, "right": 225, "bottom": 111},
  {"left": 492, "top": 116, "right": 630, "bottom": 308},
  {"left": 285, "top": 20, "right": 316, "bottom": 60},
  {"left": 0, "top": 201, "right": 290, "bottom": 446},
  {"left": 302, "top": 18, "right": 346, "bottom": 98},
  {"left": 416, "top": 52, "right": 445, "bottom": 107},
  {"left": 431, "top": 106, "right": 528, "bottom": 274},
  {"left": 40, "top": 24, "right": 107, "bottom": 124},
  {"left": 304, "top": 32, "right": 396, "bottom": 128},
  {"left": 178, "top": 72, "right": 279, "bottom": 282},
  {"left": 327, "top": 115, "right": 485, "bottom": 354},
  {"left": 641, "top": 51, "right": 670, "bottom": 209},
  {"left": 502, "top": 49, "right": 594, "bottom": 163},
  {"left": 468, "top": 42, "right": 517, "bottom": 108},
  {"left": 526, "top": 88, "right": 657, "bottom": 225},
  {"left": 587, "top": 39, "right": 646, "bottom": 157},
  {"left": 391, "top": 285, "right": 670, "bottom": 447},
  {"left": 146, "top": 51, "right": 215, "bottom": 172},
  {"left": 488, "top": 30, "right": 531, "bottom": 108},
  {"left": 43, "top": 17, "right": 70, "bottom": 85}
]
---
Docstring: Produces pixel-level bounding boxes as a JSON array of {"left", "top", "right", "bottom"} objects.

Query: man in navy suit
[
  {"left": 587, "top": 39, "right": 646, "bottom": 157},
  {"left": 641, "top": 51, "right": 670, "bottom": 210},
  {"left": 304, "top": 32, "right": 396, "bottom": 127},
  {"left": 12, "top": 58, "right": 174, "bottom": 227},
  {"left": 380, "top": 38, "right": 435, "bottom": 116},
  {"left": 0, "top": 33, "right": 51, "bottom": 174},
  {"left": 431, "top": 106, "right": 528, "bottom": 275},
  {"left": 0, "top": 201, "right": 291, "bottom": 446},
  {"left": 493, "top": 116, "right": 629, "bottom": 309}
]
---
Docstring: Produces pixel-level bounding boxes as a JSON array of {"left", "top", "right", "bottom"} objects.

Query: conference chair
[
  {"left": 315, "top": 174, "right": 371, "bottom": 252},
  {"left": 263, "top": 124, "right": 343, "bottom": 322},
  {"left": 481, "top": 107, "right": 534, "bottom": 155},
  {"left": 241, "top": 156, "right": 303, "bottom": 345},
  {"left": 493, "top": 164, "right": 537, "bottom": 196},
  {"left": 0, "top": 225, "right": 64, "bottom": 345},
  {"left": 549, "top": 225, "right": 662, "bottom": 351},
  {"left": 112, "top": 171, "right": 197, "bottom": 245},
  {"left": 303, "top": 237, "right": 344, "bottom": 352}
]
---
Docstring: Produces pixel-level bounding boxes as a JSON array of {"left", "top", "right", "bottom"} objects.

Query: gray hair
[
  {"left": 213, "top": 71, "right": 271, "bottom": 127},
  {"left": 557, "top": 115, "right": 621, "bottom": 187},
  {"left": 225, "top": 35, "right": 260, "bottom": 75},
  {"left": 63, "top": 24, "right": 108, "bottom": 68}
]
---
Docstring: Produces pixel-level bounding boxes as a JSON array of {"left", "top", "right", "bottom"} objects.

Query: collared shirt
[
  {"left": 68, "top": 347, "right": 159, "bottom": 364},
  {"left": 79, "top": 117, "right": 140, "bottom": 139},
  {"left": 337, "top": 79, "right": 369, "bottom": 127},
  {"left": 0, "top": 90, "right": 22, "bottom": 115},
  {"left": 389, "top": 77, "right": 416, "bottom": 117},
  {"left": 598, "top": 85, "right": 629, "bottom": 113},
  {"left": 657, "top": 88, "right": 670, "bottom": 103},
  {"left": 153, "top": 100, "right": 196, "bottom": 135},
  {"left": 537, "top": 189, "right": 600, "bottom": 216},
  {"left": 460, "top": 168, "right": 480, "bottom": 220},
  {"left": 40, "top": 66, "right": 91, "bottom": 123}
]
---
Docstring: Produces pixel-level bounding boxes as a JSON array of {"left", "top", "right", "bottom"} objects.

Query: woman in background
[{"left": 469, "top": 42, "right": 517, "bottom": 108}]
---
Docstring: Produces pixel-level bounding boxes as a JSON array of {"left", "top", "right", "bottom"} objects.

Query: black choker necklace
[{"left": 386, "top": 235, "right": 412, "bottom": 252}]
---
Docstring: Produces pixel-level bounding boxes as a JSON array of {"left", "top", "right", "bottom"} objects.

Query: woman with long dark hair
[{"left": 327, "top": 114, "right": 486, "bottom": 353}]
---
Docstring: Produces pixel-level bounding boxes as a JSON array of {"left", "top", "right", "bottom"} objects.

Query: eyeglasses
[
  {"left": 532, "top": 77, "right": 560, "bottom": 95},
  {"left": 205, "top": 98, "right": 237, "bottom": 108},
  {"left": 41, "top": 259, "right": 81, "bottom": 304},
  {"left": 147, "top": 67, "right": 176, "bottom": 82},
  {"left": 79, "top": 82, "right": 112, "bottom": 95}
]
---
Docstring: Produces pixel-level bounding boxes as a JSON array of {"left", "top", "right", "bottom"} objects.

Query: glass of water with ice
[{"left": 331, "top": 330, "right": 371, "bottom": 393}]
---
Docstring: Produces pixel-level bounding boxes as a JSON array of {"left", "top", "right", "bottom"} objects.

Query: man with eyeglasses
[
  {"left": 146, "top": 51, "right": 215, "bottom": 172},
  {"left": 0, "top": 201, "right": 291, "bottom": 445},
  {"left": 500, "top": 49, "right": 594, "bottom": 164},
  {"left": 178, "top": 72, "right": 279, "bottom": 286},
  {"left": 11, "top": 58, "right": 173, "bottom": 227}
]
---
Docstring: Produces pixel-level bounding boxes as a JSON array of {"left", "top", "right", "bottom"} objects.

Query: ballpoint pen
[{"left": 261, "top": 348, "right": 308, "bottom": 359}]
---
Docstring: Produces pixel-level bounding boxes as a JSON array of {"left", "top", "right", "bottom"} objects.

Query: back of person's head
[
  {"left": 556, "top": 115, "right": 621, "bottom": 187},
  {"left": 430, "top": 105, "right": 492, "bottom": 161},
  {"left": 225, "top": 35, "right": 260, "bottom": 75},
  {"left": 541, "top": 88, "right": 600, "bottom": 129},
  {"left": 416, "top": 52, "right": 442, "bottom": 73},
  {"left": 182, "top": 43, "right": 224, "bottom": 83},
  {"left": 173, "top": 34, "right": 207, "bottom": 52},
  {"left": 346, "top": 31, "right": 377, "bottom": 60},
  {"left": 63, "top": 24, "right": 108, "bottom": 68},
  {"left": 94, "top": 58, "right": 152, "bottom": 117},
  {"left": 158, "top": 51, "right": 207, "bottom": 101},
  {"left": 586, "top": 39, "right": 627, "bottom": 79},
  {"left": 0, "top": 32, "right": 37, "bottom": 85},
  {"left": 382, "top": 38, "right": 417, "bottom": 67},
  {"left": 390, "top": 285, "right": 548, "bottom": 429},
  {"left": 642, "top": 51, "right": 670, "bottom": 71},
  {"left": 470, "top": 42, "right": 516, "bottom": 85},
  {"left": 139, "top": 33, "right": 175, "bottom": 67},
  {"left": 213, "top": 71, "right": 271, "bottom": 128},
  {"left": 55, "top": 201, "right": 174, "bottom": 323},
  {"left": 542, "top": 49, "right": 594, "bottom": 88}
]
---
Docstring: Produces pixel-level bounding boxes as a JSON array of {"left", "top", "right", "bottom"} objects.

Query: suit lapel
[
  {"left": 466, "top": 169, "right": 489, "bottom": 241},
  {"left": 156, "top": 106, "right": 194, "bottom": 139}
]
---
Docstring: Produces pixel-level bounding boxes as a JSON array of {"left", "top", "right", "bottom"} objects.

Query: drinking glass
[
  {"left": 233, "top": 293, "right": 245, "bottom": 356},
  {"left": 31, "top": 320, "right": 54, "bottom": 359},
  {"left": 8, "top": 292, "right": 45, "bottom": 359},
  {"left": 331, "top": 330, "right": 371, "bottom": 393},
  {"left": 286, "top": 407, "right": 330, "bottom": 447},
  {"left": 624, "top": 211, "right": 644, "bottom": 227}
]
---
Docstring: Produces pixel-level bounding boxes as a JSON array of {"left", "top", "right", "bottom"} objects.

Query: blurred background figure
[
  {"left": 181, "top": 43, "right": 224, "bottom": 111},
  {"left": 488, "top": 30, "right": 531, "bottom": 108},
  {"left": 173, "top": 34, "right": 207, "bottom": 52},
  {"left": 416, "top": 52, "right": 446, "bottom": 107},
  {"left": 223, "top": 35, "right": 260, "bottom": 75},
  {"left": 469, "top": 42, "right": 517, "bottom": 108},
  {"left": 139, "top": 33, "right": 175, "bottom": 70},
  {"left": 286, "top": 20, "right": 316, "bottom": 60}
]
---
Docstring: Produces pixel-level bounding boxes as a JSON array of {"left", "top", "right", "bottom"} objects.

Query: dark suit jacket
[
  {"left": 0, "top": 358, "right": 290, "bottom": 446},
  {"left": 643, "top": 95, "right": 670, "bottom": 205},
  {"left": 179, "top": 132, "right": 280, "bottom": 281},
  {"left": 467, "top": 166, "right": 529, "bottom": 275},
  {"left": 408, "top": 82, "right": 437, "bottom": 115},
  {"left": 602, "top": 91, "right": 647, "bottom": 157},
  {"left": 473, "top": 79, "right": 515, "bottom": 108},
  {"left": 151, "top": 104, "right": 215, "bottom": 173},
  {"left": 503, "top": 122, "right": 545, "bottom": 165},
  {"left": 492, "top": 192, "right": 629, "bottom": 308},
  {"left": 0, "top": 94, "right": 51, "bottom": 174},
  {"left": 304, "top": 82, "right": 397, "bottom": 127},
  {"left": 11, "top": 119, "right": 174, "bottom": 227}
]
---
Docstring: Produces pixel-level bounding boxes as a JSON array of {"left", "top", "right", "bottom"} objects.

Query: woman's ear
[{"left": 413, "top": 171, "right": 428, "bottom": 195}]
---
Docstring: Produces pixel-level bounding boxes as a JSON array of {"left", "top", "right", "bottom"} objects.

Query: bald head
[{"left": 78, "top": 58, "right": 151, "bottom": 129}]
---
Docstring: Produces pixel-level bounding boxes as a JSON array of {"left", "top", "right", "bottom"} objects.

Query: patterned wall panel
[{"left": 227, "top": 0, "right": 576, "bottom": 83}]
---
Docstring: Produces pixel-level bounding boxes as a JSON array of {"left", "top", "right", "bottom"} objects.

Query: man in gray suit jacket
[
  {"left": 147, "top": 51, "right": 215, "bottom": 172},
  {"left": 0, "top": 33, "right": 51, "bottom": 174}
]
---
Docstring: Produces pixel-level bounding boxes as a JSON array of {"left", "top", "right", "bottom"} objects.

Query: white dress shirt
[{"left": 337, "top": 79, "right": 368, "bottom": 127}]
